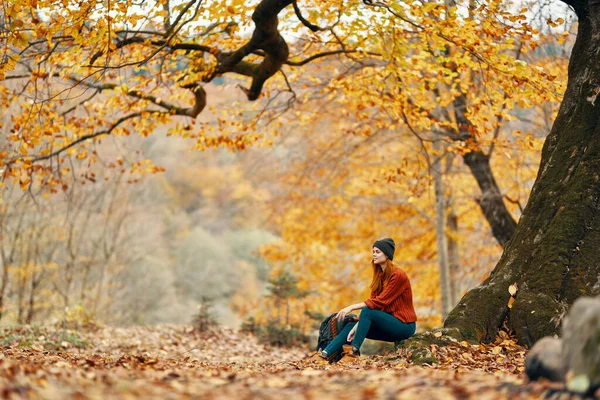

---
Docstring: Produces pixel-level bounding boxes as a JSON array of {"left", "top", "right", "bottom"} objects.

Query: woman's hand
[
  {"left": 337, "top": 306, "right": 354, "bottom": 321},
  {"left": 347, "top": 323, "right": 358, "bottom": 342}
]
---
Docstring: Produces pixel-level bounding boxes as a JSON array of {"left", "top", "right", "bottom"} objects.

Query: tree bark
[
  {"left": 462, "top": 150, "right": 517, "bottom": 248},
  {"left": 445, "top": 4, "right": 600, "bottom": 346},
  {"left": 445, "top": 152, "right": 461, "bottom": 307},
  {"left": 433, "top": 136, "right": 453, "bottom": 319},
  {"left": 441, "top": 71, "right": 518, "bottom": 248},
  {"left": 447, "top": 199, "right": 460, "bottom": 307},
  {"left": 217, "top": 0, "right": 292, "bottom": 100}
]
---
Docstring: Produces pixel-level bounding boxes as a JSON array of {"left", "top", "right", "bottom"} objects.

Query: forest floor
[{"left": 0, "top": 324, "right": 592, "bottom": 399}]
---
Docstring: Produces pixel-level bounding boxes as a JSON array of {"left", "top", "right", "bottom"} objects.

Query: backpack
[{"left": 316, "top": 312, "right": 358, "bottom": 362}]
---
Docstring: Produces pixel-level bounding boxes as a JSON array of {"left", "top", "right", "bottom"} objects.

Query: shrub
[
  {"left": 241, "top": 317, "right": 309, "bottom": 347},
  {"left": 192, "top": 297, "right": 219, "bottom": 332},
  {"left": 59, "top": 304, "right": 100, "bottom": 331}
]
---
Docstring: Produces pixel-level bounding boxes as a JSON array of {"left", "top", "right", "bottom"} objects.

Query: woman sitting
[{"left": 311, "top": 238, "right": 417, "bottom": 363}]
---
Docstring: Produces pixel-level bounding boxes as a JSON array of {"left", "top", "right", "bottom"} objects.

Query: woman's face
[{"left": 372, "top": 247, "right": 387, "bottom": 265}]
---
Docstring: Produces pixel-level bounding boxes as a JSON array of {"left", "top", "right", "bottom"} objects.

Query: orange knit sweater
[{"left": 364, "top": 268, "right": 417, "bottom": 323}]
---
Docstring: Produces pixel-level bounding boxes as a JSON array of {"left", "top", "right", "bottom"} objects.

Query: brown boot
[
  {"left": 337, "top": 345, "right": 360, "bottom": 364},
  {"left": 304, "top": 351, "right": 329, "bottom": 365}
]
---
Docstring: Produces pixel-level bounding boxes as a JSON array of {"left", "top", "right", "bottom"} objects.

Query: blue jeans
[{"left": 323, "top": 307, "right": 416, "bottom": 355}]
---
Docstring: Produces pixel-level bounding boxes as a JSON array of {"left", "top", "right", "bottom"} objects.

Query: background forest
[{"left": 0, "top": 0, "right": 577, "bottom": 340}]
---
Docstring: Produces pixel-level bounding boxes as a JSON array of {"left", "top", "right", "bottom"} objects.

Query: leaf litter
[{"left": 0, "top": 325, "right": 595, "bottom": 399}]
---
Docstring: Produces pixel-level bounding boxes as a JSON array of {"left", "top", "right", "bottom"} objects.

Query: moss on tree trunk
[{"left": 444, "top": 5, "right": 600, "bottom": 346}]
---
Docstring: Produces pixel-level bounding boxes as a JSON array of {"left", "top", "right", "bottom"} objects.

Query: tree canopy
[{"left": 0, "top": 0, "right": 582, "bottom": 340}]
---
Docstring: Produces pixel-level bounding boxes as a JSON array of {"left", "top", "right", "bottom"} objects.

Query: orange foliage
[{"left": 1, "top": 0, "right": 575, "bottom": 332}]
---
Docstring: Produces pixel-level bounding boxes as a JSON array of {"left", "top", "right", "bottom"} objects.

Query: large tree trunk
[{"left": 444, "top": 4, "right": 600, "bottom": 347}]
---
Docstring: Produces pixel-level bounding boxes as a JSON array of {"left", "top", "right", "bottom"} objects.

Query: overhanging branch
[
  {"left": 74, "top": 80, "right": 207, "bottom": 118},
  {"left": 214, "top": 0, "right": 294, "bottom": 100},
  {"left": 7, "top": 112, "right": 157, "bottom": 165}
]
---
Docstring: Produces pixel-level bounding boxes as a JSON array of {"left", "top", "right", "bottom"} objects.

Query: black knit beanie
[{"left": 373, "top": 238, "right": 395, "bottom": 261}]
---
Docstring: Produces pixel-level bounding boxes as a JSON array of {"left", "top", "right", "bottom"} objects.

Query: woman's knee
[
  {"left": 360, "top": 307, "right": 374, "bottom": 319},
  {"left": 397, "top": 322, "right": 416, "bottom": 340}
]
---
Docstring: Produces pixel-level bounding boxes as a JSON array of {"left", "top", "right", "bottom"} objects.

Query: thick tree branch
[
  {"left": 91, "top": 37, "right": 213, "bottom": 65},
  {"left": 449, "top": 85, "right": 517, "bottom": 248},
  {"left": 126, "top": 86, "right": 206, "bottom": 117},
  {"left": 85, "top": 0, "right": 368, "bottom": 106},
  {"left": 215, "top": 0, "right": 294, "bottom": 100},
  {"left": 76, "top": 80, "right": 206, "bottom": 118},
  {"left": 463, "top": 151, "right": 517, "bottom": 248}
]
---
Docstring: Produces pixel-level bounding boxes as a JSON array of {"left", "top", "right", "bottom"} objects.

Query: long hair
[{"left": 369, "top": 259, "right": 397, "bottom": 294}]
